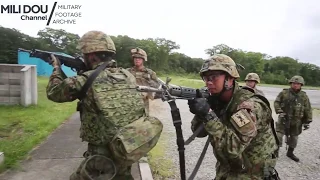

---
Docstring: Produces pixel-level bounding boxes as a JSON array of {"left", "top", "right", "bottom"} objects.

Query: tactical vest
[
  {"left": 77, "top": 67, "right": 146, "bottom": 145},
  {"left": 279, "top": 88, "right": 306, "bottom": 124},
  {"left": 213, "top": 86, "right": 279, "bottom": 173},
  {"left": 128, "top": 67, "right": 159, "bottom": 88}
]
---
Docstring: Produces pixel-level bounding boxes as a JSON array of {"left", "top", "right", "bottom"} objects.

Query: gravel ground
[{"left": 149, "top": 88, "right": 320, "bottom": 180}]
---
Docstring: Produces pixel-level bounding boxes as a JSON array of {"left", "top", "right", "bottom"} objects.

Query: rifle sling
[
  {"left": 184, "top": 124, "right": 205, "bottom": 145},
  {"left": 78, "top": 60, "right": 111, "bottom": 100},
  {"left": 167, "top": 100, "right": 186, "bottom": 180},
  {"left": 188, "top": 136, "right": 211, "bottom": 180}
]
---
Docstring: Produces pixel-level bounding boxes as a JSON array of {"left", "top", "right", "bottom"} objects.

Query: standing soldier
[
  {"left": 127, "top": 47, "right": 160, "bottom": 115},
  {"left": 274, "top": 75, "right": 312, "bottom": 162},
  {"left": 188, "top": 54, "right": 280, "bottom": 179},
  {"left": 46, "top": 31, "right": 163, "bottom": 180},
  {"left": 244, "top": 72, "right": 265, "bottom": 96}
]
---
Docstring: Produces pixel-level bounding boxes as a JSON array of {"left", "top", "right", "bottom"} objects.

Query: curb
[
  {"left": 138, "top": 162, "right": 154, "bottom": 180},
  {"left": 0, "top": 152, "right": 4, "bottom": 166},
  {"left": 137, "top": 157, "right": 154, "bottom": 180}
]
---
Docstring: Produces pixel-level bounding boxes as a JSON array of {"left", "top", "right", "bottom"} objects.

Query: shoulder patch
[
  {"left": 231, "top": 110, "right": 251, "bottom": 127},
  {"left": 230, "top": 109, "right": 257, "bottom": 140}
]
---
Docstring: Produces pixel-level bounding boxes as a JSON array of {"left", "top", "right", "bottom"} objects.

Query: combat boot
[{"left": 286, "top": 147, "right": 299, "bottom": 162}]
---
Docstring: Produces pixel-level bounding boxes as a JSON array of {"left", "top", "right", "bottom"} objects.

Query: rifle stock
[{"left": 18, "top": 48, "right": 86, "bottom": 73}]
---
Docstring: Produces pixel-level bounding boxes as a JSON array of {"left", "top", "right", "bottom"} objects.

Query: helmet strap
[
  {"left": 224, "top": 77, "right": 233, "bottom": 90},
  {"left": 209, "top": 76, "right": 234, "bottom": 99}
]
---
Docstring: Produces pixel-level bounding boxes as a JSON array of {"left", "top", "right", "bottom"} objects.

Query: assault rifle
[
  {"left": 136, "top": 77, "right": 210, "bottom": 180},
  {"left": 137, "top": 77, "right": 209, "bottom": 101},
  {"left": 18, "top": 48, "right": 86, "bottom": 73}
]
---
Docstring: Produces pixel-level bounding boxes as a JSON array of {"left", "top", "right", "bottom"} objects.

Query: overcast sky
[{"left": 1, "top": 0, "right": 320, "bottom": 66}]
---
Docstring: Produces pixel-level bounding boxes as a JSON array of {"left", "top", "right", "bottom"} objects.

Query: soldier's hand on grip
[
  {"left": 50, "top": 54, "right": 61, "bottom": 68},
  {"left": 188, "top": 89, "right": 210, "bottom": 116}
]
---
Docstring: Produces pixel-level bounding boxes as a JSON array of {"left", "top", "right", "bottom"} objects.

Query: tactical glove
[
  {"left": 188, "top": 89, "right": 210, "bottom": 115},
  {"left": 188, "top": 98, "right": 218, "bottom": 123},
  {"left": 303, "top": 124, "right": 310, "bottom": 130},
  {"left": 188, "top": 98, "right": 210, "bottom": 116}
]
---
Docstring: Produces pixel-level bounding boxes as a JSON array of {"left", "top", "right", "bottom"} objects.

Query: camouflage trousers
[
  {"left": 143, "top": 97, "right": 150, "bottom": 116},
  {"left": 276, "top": 132, "right": 298, "bottom": 148},
  {"left": 70, "top": 143, "right": 134, "bottom": 180},
  {"left": 214, "top": 154, "right": 279, "bottom": 180}
]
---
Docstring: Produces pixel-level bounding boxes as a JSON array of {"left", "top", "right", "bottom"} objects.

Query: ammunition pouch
[{"left": 109, "top": 116, "right": 163, "bottom": 166}]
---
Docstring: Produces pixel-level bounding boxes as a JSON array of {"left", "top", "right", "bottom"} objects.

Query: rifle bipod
[{"left": 166, "top": 99, "right": 211, "bottom": 180}]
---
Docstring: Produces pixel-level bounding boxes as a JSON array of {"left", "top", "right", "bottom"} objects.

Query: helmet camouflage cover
[
  {"left": 245, "top": 73, "right": 260, "bottom": 83},
  {"left": 289, "top": 75, "right": 305, "bottom": 85},
  {"left": 199, "top": 54, "right": 240, "bottom": 78},
  {"left": 131, "top": 47, "right": 147, "bottom": 61},
  {"left": 77, "top": 30, "right": 116, "bottom": 54}
]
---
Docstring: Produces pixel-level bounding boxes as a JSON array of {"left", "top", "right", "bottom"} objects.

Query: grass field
[
  {"left": 0, "top": 76, "right": 76, "bottom": 172},
  {"left": 147, "top": 133, "right": 175, "bottom": 179}
]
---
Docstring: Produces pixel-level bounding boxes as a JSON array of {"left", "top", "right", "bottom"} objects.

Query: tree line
[{"left": 0, "top": 26, "right": 319, "bottom": 86}]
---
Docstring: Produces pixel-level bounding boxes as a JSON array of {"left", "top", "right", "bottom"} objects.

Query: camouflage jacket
[
  {"left": 46, "top": 64, "right": 145, "bottom": 145},
  {"left": 127, "top": 66, "right": 160, "bottom": 88},
  {"left": 254, "top": 87, "right": 265, "bottom": 96},
  {"left": 191, "top": 82, "right": 278, "bottom": 179},
  {"left": 242, "top": 85, "right": 265, "bottom": 96},
  {"left": 274, "top": 88, "right": 312, "bottom": 124}
]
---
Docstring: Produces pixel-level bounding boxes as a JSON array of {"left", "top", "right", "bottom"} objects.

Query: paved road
[
  {"left": 257, "top": 86, "right": 320, "bottom": 108},
  {"left": 150, "top": 86, "right": 320, "bottom": 180}
]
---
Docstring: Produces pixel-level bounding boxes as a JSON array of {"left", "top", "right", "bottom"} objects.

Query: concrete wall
[
  {"left": 0, "top": 64, "right": 37, "bottom": 106},
  {"left": 18, "top": 51, "right": 77, "bottom": 77}
]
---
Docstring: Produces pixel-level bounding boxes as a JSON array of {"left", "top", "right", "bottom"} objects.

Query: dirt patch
[{"left": 0, "top": 121, "right": 23, "bottom": 140}]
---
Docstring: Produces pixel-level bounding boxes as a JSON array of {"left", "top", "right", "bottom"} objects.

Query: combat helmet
[
  {"left": 131, "top": 47, "right": 147, "bottom": 61},
  {"left": 77, "top": 30, "right": 116, "bottom": 54},
  {"left": 199, "top": 54, "right": 240, "bottom": 78},
  {"left": 289, "top": 75, "right": 305, "bottom": 85},
  {"left": 245, "top": 73, "right": 260, "bottom": 83}
]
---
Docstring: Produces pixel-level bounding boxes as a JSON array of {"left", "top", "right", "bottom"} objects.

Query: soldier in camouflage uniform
[
  {"left": 244, "top": 72, "right": 265, "bottom": 96},
  {"left": 188, "top": 54, "right": 280, "bottom": 179},
  {"left": 274, "top": 75, "right": 312, "bottom": 162},
  {"left": 127, "top": 47, "right": 160, "bottom": 115},
  {"left": 46, "top": 31, "right": 163, "bottom": 180}
]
